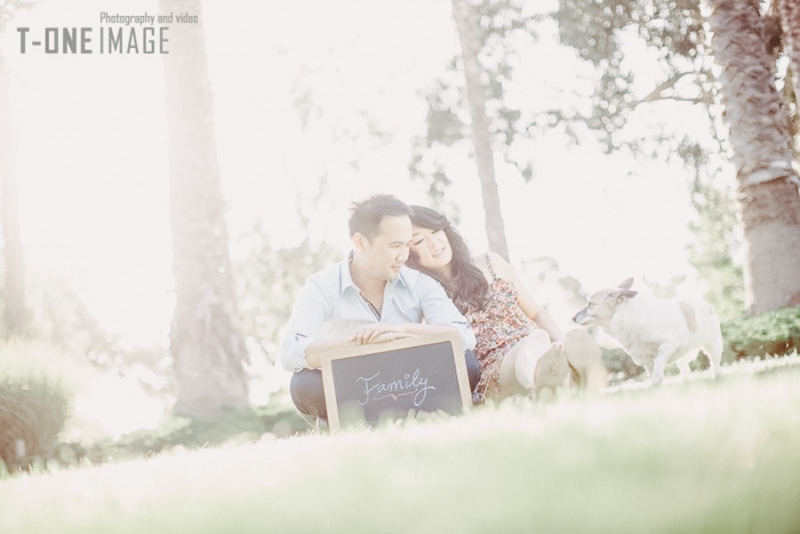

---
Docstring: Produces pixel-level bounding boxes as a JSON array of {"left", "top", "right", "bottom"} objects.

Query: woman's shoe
[{"left": 531, "top": 344, "right": 570, "bottom": 399}]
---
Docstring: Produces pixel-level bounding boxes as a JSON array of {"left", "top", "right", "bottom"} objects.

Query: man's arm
[
  {"left": 281, "top": 276, "right": 416, "bottom": 370},
  {"left": 347, "top": 322, "right": 455, "bottom": 346},
  {"left": 306, "top": 324, "right": 440, "bottom": 367},
  {"left": 302, "top": 338, "right": 357, "bottom": 369},
  {"left": 279, "top": 280, "right": 332, "bottom": 372}
]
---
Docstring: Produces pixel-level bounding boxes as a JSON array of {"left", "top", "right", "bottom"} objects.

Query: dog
[{"left": 572, "top": 278, "right": 722, "bottom": 386}]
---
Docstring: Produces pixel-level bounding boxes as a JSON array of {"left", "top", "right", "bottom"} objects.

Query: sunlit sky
[{"left": 2, "top": 0, "right": 721, "bottom": 348}]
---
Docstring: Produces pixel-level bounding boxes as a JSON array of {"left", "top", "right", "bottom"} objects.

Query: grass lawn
[{"left": 1, "top": 356, "right": 799, "bottom": 533}]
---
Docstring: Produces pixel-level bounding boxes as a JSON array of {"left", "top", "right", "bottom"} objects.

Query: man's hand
[
  {"left": 350, "top": 324, "right": 416, "bottom": 345},
  {"left": 305, "top": 325, "right": 418, "bottom": 368}
]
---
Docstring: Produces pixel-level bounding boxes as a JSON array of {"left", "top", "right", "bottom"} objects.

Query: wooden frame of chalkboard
[{"left": 319, "top": 331, "right": 471, "bottom": 430}]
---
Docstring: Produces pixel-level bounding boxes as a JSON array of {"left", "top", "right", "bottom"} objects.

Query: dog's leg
[
  {"left": 676, "top": 357, "right": 692, "bottom": 382},
  {"left": 706, "top": 346, "right": 722, "bottom": 380},
  {"left": 651, "top": 343, "right": 679, "bottom": 386}
]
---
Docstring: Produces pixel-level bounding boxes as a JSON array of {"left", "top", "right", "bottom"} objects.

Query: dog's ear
[
  {"left": 618, "top": 277, "right": 634, "bottom": 290},
  {"left": 613, "top": 289, "right": 638, "bottom": 303}
]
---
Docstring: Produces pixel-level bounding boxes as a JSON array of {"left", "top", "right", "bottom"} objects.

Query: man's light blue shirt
[{"left": 279, "top": 257, "right": 476, "bottom": 373}]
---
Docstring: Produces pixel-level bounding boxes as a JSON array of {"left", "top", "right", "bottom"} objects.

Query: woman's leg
[
  {"left": 498, "top": 329, "right": 607, "bottom": 398},
  {"left": 497, "top": 329, "right": 568, "bottom": 397}
]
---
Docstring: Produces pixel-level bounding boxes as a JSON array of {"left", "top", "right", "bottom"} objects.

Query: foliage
[
  {"left": 0, "top": 0, "right": 38, "bottom": 32},
  {"left": 722, "top": 305, "right": 800, "bottom": 360},
  {"left": 601, "top": 346, "right": 645, "bottom": 381},
  {"left": 411, "top": 0, "right": 751, "bottom": 320},
  {"left": 552, "top": 0, "right": 713, "bottom": 153},
  {"left": 553, "top": 0, "right": 800, "bottom": 318},
  {"left": 552, "top": 0, "right": 752, "bottom": 321},
  {"left": 0, "top": 373, "right": 69, "bottom": 473},
  {"left": 233, "top": 219, "right": 341, "bottom": 363},
  {"left": 681, "top": 139, "right": 744, "bottom": 323},
  {"left": 409, "top": 0, "right": 546, "bottom": 211},
  {"left": 0, "top": 340, "right": 305, "bottom": 474},
  {"left": 20, "top": 275, "right": 175, "bottom": 402},
  {"left": 413, "top": 0, "right": 720, "bottom": 186},
  {"left": 0, "top": 359, "right": 799, "bottom": 532},
  {"left": 23, "top": 274, "right": 118, "bottom": 357},
  {"left": 597, "top": 304, "right": 800, "bottom": 381}
]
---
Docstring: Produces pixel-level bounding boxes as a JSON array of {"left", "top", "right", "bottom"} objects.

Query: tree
[
  {"left": 161, "top": 0, "right": 249, "bottom": 415},
  {"left": 0, "top": 53, "right": 25, "bottom": 337},
  {"left": 417, "top": 0, "right": 731, "bottom": 279},
  {"left": 778, "top": 0, "right": 800, "bottom": 114},
  {"left": 411, "top": 1, "right": 549, "bottom": 255},
  {"left": 551, "top": 0, "right": 800, "bottom": 314},
  {"left": 416, "top": 0, "right": 800, "bottom": 314},
  {"left": 551, "top": 0, "right": 747, "bottom": 319},
  {"left": 0, "top": 1, "right": 36, "bottom": 337},
  {"left": 705, "top": 0, "right": 800, "bottom": 313},
  {"left": 452, "top": 0, "right": 510, "bottom": 259}
]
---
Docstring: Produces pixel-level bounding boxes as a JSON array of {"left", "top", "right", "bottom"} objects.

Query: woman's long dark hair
[{"left": 407, "top": 206, "right": 489, "bottom": 314}]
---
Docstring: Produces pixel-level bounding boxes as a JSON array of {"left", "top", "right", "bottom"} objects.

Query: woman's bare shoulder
[
  {"left": 468, "top": 253, "right": 490, "bottom": 278},
  {"left": 471, "top": 251, "right": 512, "bottom": 279},
  {"left": 491, "top": 251, "right": 516, "bottom": 271}
]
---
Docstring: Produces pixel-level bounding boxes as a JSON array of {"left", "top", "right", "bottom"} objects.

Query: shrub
[
  {"left": 601, "top": 347, "right": 645, "bottom": 382},
  {"left": 60, "top": 403, "right": 309, "bottom": 465},
  {"left": 0, "top": 374, "right": 69, "bottom": 473},
  {"left": 601, "top": 306, "right": 800, "bottom": 380},
  {"left": 722, "top": 305, "right": 800, "bottom": 361}
]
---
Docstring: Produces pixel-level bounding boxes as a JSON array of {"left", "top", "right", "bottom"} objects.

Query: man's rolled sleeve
[
  {"left": 279, "top": 280, "right": 330, "bottom": 373},
  {"left": 414, "top": 273, "right": 476, "bottom": 350}
]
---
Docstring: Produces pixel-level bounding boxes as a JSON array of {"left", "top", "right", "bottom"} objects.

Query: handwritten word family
[{"left": 357, "top": 369, "right": 436, "bottom": 407}]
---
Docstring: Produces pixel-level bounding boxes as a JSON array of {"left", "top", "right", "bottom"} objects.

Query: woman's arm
[{"left": 486, "top": 251, "right": 564, "bottom": 342}]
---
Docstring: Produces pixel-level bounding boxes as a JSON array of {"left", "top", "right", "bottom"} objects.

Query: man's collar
[
  {"left": 340, "top": 252, "right": 411, "bottom": 295},
  {"left": 340, "top": 253, "right": 358, "bottom": 295},
  {"left": 395, "top": 266, "right": 414, "bottom": 289}
]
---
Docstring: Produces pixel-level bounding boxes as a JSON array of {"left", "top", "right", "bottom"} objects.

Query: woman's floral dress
[{"left": 465, "top": 255, "right": 538, "bottom": 398}]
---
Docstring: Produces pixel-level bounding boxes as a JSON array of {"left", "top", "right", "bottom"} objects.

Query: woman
[{"left": 407, "top": 205, "right": 603, "bottom": 399}]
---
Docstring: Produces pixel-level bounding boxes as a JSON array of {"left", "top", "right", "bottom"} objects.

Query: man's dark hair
[{"left": 348, "top": 194, "right": 412, "bottom": 239}]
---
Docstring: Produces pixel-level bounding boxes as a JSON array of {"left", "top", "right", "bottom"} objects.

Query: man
[{"left": 280, "top": 194, "right": 480, "bottom": 422}]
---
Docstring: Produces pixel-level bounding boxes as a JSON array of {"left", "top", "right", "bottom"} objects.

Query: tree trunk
[
  {"left": 452, "top": 0, "right": 510, "bottom": 260},
  {"left": 778, "top": 0, "right": 800, "bottom": 104},
  {"left": 706, "top": 0, "right": 800, "bottom": 314},
  {"left": 161, "top": 0, "right": 249, "bottom": 415},
  {"left": 0, "top": 51, "right": 26, "bottom": 337}
]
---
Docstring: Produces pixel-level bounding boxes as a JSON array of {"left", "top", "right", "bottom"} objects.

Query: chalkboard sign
[{"left": 319, "top": 331, "right": 471, "bottom": 430}]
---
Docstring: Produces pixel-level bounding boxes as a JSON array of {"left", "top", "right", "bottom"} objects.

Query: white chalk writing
[{"left": 357, "top": 368, "right": 436, "bottom": 407}]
